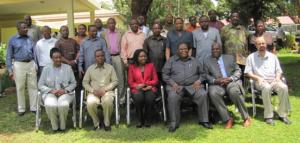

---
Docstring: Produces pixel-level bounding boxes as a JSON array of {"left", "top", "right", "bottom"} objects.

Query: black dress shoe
[
  {"left": 93, "top": 126, "right": 100, "bottom": 130},
  {"left": 136, "top": 122, "right": 143, "bottom": 128},
  {"left": 265, "top": 118, "right": 275, "bottom": 126},
  {"left": 144, "top": 124, "right": 151, "bottom": 128},
  {"left": 168, "top": 126, "right": 177, "bottom": 132},
  {"left": 104, "top": 126, "right": 111, "bottom": 131},
  {"left": 199, "top": 122, "right": 213, "bottom": 129},
  {"left": 31, "top": 111, "right": 36, "bottom": 114},
  {"left": 18, "top": 112, "right": 25, "bottom": 116},
  {"left": 279, "top": 117, "right": 292, "bottom": 125}
]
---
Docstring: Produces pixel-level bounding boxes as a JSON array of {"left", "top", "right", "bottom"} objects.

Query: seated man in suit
[
  {"left": 245, "top": 36, "right": 291, "bottom": 125},
  {"left": 163, "top": 42, "right": 211, "bottom": 132},
  {"left": 82, "top": 49, "right": 118, "bottom": 131},
  {"left": 203, "top": 43, "right": 251, "bottom": 129}
]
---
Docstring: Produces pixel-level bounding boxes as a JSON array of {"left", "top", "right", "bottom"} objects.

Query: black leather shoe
[
  {"left": 168, "top": 126, "right": 177, "bottom": 133},
  {"left": 279, "top": 117, "right": 292, "bottom": 125},
  {"left": 93, "top": 126, "right": 100, "bottom": 131},
  {"left": 31, "top": 111, "right": 36, "bottom": 114},
  {"left": 18, "top": 112, "right": 25, "bottom": 116},
  {"left": 199, "top": 122, "right": 213, "bottom": 129},
  {"left": 265, "top": 118, "right": 275, "bottom": 126},
  {"left": 104, "top": 126, "right": 111, "bottom": 131},
  {"left": 136, "top": 122, "right": 143, "bottom": 128}
]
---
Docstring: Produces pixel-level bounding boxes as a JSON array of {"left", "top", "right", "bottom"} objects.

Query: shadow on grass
[{"left": 81, "top": 110, "right": 208, "bottom": 142}]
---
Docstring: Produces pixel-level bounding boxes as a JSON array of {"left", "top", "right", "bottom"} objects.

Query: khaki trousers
[
  {"left": 87, "top": 92, "right": 114, "bottom": 127},
  {"left": 14, "top": 61, "right": 38, "bottom": 112},
  {"left": 111, "top": 55, "right": 126, "bottom": 104},
  {"left": 255, "top": 80, "right": 290, "bottom": 118},
  {"left": 43, "top": 93, "right": 73, "bottom": 130}
]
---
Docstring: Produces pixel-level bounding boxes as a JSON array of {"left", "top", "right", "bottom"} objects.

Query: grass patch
[{"left": 0, "top": 54, "right": 300, "bottom": 143}]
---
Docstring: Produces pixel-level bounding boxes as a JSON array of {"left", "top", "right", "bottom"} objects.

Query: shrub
[
  {"left": 285, "top": 34, "right": 299, "bottom": 50},
  {"left": 0, "top": 43, "right": 6, "bottom": 67}
]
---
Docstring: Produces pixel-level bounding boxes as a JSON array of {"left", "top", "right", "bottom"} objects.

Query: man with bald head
[
  {"left": 203, "top": 42, "right": 250, "bottom": 129},
  {"left": 24, "top": 15, "right": 41, "bottom": 44},
  {"left": 245, "top": 37, "right": 291, "bottom": 125}
]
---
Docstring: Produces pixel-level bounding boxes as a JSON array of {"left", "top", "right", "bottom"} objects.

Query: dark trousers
[{"left": 132, "top": 90, "right": 156, "bottom": 124}]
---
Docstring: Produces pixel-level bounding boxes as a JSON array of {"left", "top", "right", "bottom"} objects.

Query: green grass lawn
[{"left": 0, "top": 54, "right": 300, "bottom": 143}]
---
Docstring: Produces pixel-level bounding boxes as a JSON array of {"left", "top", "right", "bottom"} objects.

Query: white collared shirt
[
  {"left": 36, "top": 37, "right": 57, "bottom": 67},
  {"left": 244, "top": 51, "right": 282, "bottom": 81}
]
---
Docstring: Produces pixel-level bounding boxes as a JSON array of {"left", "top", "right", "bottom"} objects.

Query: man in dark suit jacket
[
  {"left": 203, "top": 42, "right": 251, "bottom": 129},
  {"left": 163, "top": 42, "right": 211, "bottom": 132}
]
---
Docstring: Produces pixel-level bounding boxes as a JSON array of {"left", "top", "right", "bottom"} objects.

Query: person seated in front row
[
  {"left": 203, "top": 42, "right": 251, "bottom": 129},
  {"left": 162, "top": 42, "right": 211, "bottom": 132},
  {"left": 38, "top": 48, "right": 77, "bottom": 132},
  {"left": 244, "top": 37, "right": 291, "bottom": 125},
  {"left": 128, "top": 49, "right": 159, "bottom": 128},
  {"left": 82, "top": 49, "right": 118, "bottom": 131}
]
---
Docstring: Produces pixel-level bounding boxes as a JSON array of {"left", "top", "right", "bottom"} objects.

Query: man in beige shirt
[
  {"left": 82, "top": 49, "right": 118, "bottom": 131},
  {"left": 121, "top": 18, "right": 145, "bottom": 66}
]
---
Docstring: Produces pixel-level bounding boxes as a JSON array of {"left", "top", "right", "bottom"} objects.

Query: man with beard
[{"left": 193, "top": 15, "right": 221, "bottom": 62}]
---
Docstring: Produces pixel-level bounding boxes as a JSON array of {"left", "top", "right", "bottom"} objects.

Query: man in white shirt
[
  {"left": 36, "top": 26, "right": 57, "bottom": 79},
  {"left": 245, "top": 36, "right": 291, "bottom": 125}
]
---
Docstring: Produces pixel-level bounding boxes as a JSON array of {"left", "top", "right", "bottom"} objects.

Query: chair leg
[
  {"left": 126, "top": 88, "right": 130, "bottom": 126},
  {"left": 79, "top": 90, "right": 84, "bottom": 128},
  {"left": 161, "top": 86, "right": 167, "bottom": 123},
  {"left": 72, "top": 96, "right": 76, "bottom": 128},
  {"left": 35, "top": 92, "right": 41, "bottom": 132},
  {"left": 115, "top": 89, "right": 119, "bottom": 127},
  {"left": 250, "top": 80, "right": 257, "bottom": 117}
]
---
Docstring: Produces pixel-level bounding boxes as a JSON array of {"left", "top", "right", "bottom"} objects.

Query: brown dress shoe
[
  {"left": 225, "top": 118, "right": 233, "bottom": 129},
  {"left": 243, "top": 118, "right": 251, "bottom": 127}
]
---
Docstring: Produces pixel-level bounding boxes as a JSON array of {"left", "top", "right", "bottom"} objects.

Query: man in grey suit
[
  {"left": 193, "top": 15, "right": 221, "bottom": 62},
  {"left": 163, "top": 42, "right": 211, "bottom": 132},
  {"left": 203, "top": 42, "right": 251, "bottom": 129}
]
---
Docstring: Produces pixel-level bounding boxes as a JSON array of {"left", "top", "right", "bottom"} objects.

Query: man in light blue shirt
[
  {"left": 78, "top": 25, "right": 111, "bottom": 77},
  {"left": 6, "top": 21, "right": 38, "bottom": 116}
]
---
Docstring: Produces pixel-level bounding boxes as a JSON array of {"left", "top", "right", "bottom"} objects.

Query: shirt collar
[
  {"left": 16, "top": 34, "right": 29, "bottom": 38},
  {"left": 255, "top": 51, "right": 269, "bottom": 59},
  {"left": 87, "top": 36, "right": 99, "bottom": 41},
  {"left": 174, "top": 55, "right": 192, "bottom": 61},
  {"left": 150, "top": 35, "right": 163, "bottom": 40},
  {"left": 129, "top": 29, "right": 143, "bottom": 34},
  {"left": 95, "top": 63, "right": 105, "bottom": 69}
]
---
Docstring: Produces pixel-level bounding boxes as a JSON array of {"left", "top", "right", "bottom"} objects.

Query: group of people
[{"left": 6, "top": 10, "right": 291, "bottom": 133}]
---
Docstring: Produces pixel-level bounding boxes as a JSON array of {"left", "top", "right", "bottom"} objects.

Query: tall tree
[
  {"left": 217, "top": 0, "right": 289, "bottom": 25},
  {"left": 131, "top": 0, "right": 153, "bottom": 18}
]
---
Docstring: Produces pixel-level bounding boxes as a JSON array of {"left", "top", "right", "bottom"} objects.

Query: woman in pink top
[{"left": 128, "top": 49, "right": 159, "bottom": 128}]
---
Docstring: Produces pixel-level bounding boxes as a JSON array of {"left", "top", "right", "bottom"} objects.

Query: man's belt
[
  {"left": 110, "top": 53, "right": 120, "bottom": 56},
  {"left": 18, "top": 59, "right": 32, "bottom": 63}
]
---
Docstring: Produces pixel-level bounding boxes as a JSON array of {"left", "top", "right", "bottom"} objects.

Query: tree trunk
[{"left": 131, "top": 0, "right": 153, "bottom": 20}]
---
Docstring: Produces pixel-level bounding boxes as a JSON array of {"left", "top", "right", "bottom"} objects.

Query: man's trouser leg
[
  {"left": 14, "top": 61, "right": 37, "bottom": 112},
  {"left": 226, "top": 82, "right": 249, "bottom": 120},
  {"left": 101, "top": 92, "right": 114, "bottom": 126},
  {"left": 256, "top": 82, "right": 273, "bottom": 118},
  {"left": 111, "top": 56, "right": 125, "bottom": 104},
  {"left": 167, "top": 87, "right": 183, "bottom": 127},
  {"left": 208, "top": 85, "right": 230, "bottom": 122},
  {"left": 190, "top": 87, "right": 209, "bottom": 123},
  {"left": 271, "top": 81, "right": 290, "bottom": 118},
  {"left": 87, "top": 94, "right": 101, "bottom": 127}
]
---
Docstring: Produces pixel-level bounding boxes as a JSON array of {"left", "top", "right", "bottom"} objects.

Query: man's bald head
[{"left": 255, "top": 36, "right": 267, "bottom": 52}]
